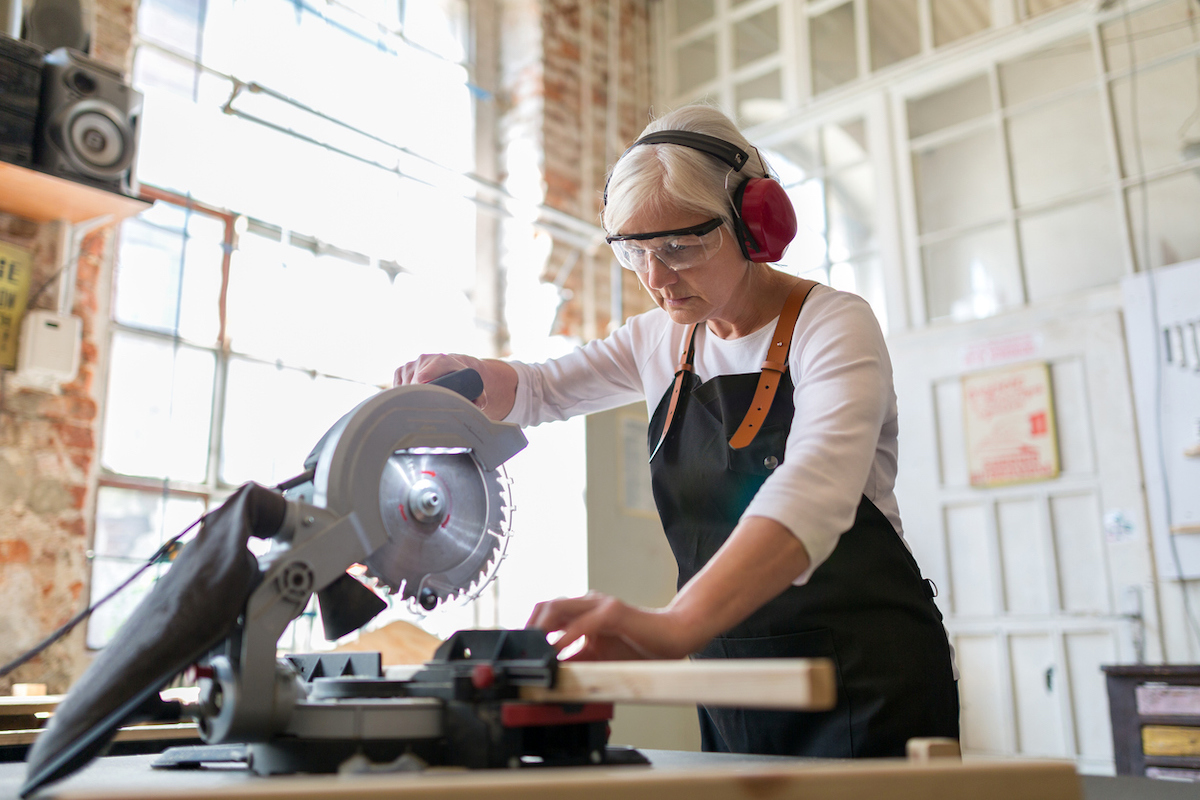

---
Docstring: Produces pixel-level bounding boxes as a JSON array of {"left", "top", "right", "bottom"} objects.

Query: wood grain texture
[
  {"left": 519, "top": 659, "right": 837, "bottom": 710},
  {"left": 50, "top": 758, "right": 1082, "bottom": 800},
  {"left": 0, "top": 161, "right": 148, "bottom": 223},
  {"left": 1141, "top": 725, "right": 1200, "bottom": 757},
  {"left": 0, "top": 723, "right": 198, "bottom": 747}
]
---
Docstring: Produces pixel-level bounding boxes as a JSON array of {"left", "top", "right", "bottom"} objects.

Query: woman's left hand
[{"left": 526, "top": 592, "right": 702, "bottom": 661}]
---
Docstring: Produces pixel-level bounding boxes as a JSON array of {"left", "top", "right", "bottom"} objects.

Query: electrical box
[
  {"left": 16, "top": 308, "right": 81, "bottom": 384},
  {"left": 1122, "top": 259, "right": 1200, "bottom": 580}
]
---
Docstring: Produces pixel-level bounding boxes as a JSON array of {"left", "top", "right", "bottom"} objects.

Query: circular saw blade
[{"left": 364, "top": 450, "right": 509, "bottom": 612}]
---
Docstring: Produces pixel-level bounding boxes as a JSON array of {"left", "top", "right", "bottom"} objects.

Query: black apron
[{"left": 646, "top": 295, "right": 959, "bottom": 758}]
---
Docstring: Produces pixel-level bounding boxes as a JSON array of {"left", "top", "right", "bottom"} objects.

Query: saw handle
[{"left": 430, "top": 368, "right": 484, "bottom": 402}]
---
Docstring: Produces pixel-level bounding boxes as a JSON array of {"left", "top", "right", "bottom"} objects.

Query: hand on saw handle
[{"left": 394, "top": 354, "right": 519, "bottom": 421}]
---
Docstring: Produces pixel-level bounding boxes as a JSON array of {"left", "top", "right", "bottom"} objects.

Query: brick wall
[
  {"left": 0, "top": 0, "right": 132, "bottom": 693},
  {"left": 500, "top": 0, "right": 657, "bottom": 345}
]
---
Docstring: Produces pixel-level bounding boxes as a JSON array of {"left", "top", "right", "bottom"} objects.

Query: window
[
  {"left": 88, "top": 0, "right": 485, "bottom": 648},
  {"left": 901, "top": 0, "right": 1200, "bottom": 324},
  {"left": 764, "top": 114, "right": 888, "bottom": 330},
  {"left": 662, "top": 0, "right": 787, "bottom": 126}
]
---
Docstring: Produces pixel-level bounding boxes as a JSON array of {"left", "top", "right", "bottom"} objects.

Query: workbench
[{"left": 0, "top": 748, "right": 1191, "bottom": 800}]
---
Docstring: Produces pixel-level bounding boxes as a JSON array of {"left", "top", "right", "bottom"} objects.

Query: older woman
[{"left": 394, "top": 104, "right": 958, "bottom": 758}]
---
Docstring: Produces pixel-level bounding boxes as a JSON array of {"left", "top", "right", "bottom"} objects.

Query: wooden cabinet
[
  {"left": 0, "top": 161, "right": 148, "bottom": 224},
  {"left": 1104, "top": 664, "right": 1200, "bottom": 782}
]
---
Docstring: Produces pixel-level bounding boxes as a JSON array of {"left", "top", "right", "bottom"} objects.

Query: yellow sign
[
  {"left": 963, "top": 362, "right": 1060, "bottom": 488},
  {"left": 0, "top": 241, "right": 33, "bottom": 370}
]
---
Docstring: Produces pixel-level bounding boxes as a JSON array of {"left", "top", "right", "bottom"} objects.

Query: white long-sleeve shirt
[{"left": 505, "top": 284, "right": 904, "bottom": 584}]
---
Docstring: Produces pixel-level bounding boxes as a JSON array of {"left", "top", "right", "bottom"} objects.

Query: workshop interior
[{"left": 1, "top": 0, "right": 1200, "bottom": 798}]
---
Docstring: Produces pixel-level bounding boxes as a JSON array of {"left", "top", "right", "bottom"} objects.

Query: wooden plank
[
  {"left": 1142, "top": 725, "right": 1200, "bottom": 757},
  {"left": 50, "top": 758, "right": 1082, "bottom": 800},
  {"left": 0, "top": 161, "right": 149, "bottom": 224},
  {"left": 518, "top": 659, "right": 836, "bottom": 710},
  {"left": 0, "top": 723, "right": 199, "bottom": 747},
  {"left": 0, "top": 695, "right": 64, "bottom": 716},
  {"left": 906, "top": 737, "right": 961, "bottom": 761}
]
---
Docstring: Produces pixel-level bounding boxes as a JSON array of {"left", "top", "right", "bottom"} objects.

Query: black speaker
[
  {"left": 34, "top": 47, "right": 141, "bottom": 195},
  {"left": 21, "top": 0, "right": 90, "bottom": 54},
  {"left": 0, "top": 32, "right": 43, "bottom": 165}
]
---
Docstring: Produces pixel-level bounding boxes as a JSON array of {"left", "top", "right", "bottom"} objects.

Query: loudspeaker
[
  {"left": 21, "top": 0, "right": 89, "bottom": 53},
  {"left": 0, "top": 32, "right": 43, "bottom": 165},
  {"left": 34, "top": 46, "right": 141, "bottom": 195},
  {"left": 614, "top": 130, "right": 798, "bottom": 263}
]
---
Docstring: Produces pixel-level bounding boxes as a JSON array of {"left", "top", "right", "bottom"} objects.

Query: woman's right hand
[{"left": 393, "top": 354, "right": 518, "bottom": 421}]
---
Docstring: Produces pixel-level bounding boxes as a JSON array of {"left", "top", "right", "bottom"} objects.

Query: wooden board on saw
[{"left": 520, "top": 658, "right": 836, "bottom": 710}]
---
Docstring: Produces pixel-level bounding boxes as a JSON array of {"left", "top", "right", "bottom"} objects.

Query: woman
[{"left": 395, "top": 104, "right": 958, "bottom": 758}]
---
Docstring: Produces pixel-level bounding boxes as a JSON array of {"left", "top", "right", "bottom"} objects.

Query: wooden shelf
[{"left": 0, "top": 160, "right": 150, "bottom": 224}]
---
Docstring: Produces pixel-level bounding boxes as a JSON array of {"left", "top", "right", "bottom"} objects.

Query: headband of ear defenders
[
  {"left": 603, "top": 130, "right": 754, "bottom": 204},
  {"left": 630, "top": 131, "right": 750, "bottom": 172}
]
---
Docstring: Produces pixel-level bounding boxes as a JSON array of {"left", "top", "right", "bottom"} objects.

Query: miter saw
[{"left": 22, "top": 370, "right": 640, "bottom": 796}]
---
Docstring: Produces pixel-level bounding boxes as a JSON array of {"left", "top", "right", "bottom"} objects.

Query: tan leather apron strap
[
  {"left": 729, "top": 280, "right": 817, "bottom": 450},
  {"left": 650, "top": 322, "right": 700, "bottom": 461}
]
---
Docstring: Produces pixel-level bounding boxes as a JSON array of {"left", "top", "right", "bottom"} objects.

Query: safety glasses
[{"left": 605, "top": 218, "right": 724, "bottom": 274}]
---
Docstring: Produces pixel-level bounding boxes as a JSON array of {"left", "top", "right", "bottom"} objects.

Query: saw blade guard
[{"left": 308, "top": 383, "right": 527, "bottom": 613}]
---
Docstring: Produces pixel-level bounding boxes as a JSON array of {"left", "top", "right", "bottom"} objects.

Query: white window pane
[
  {"left": 782, "top": 180, "right": 828, "bottom": 274},
  {"left": 673, "top": 0, "right": 715, "bottom": 34},
  {"left": 101, "top": 332, "right": 215, "bottom": 482},
  {"left": 1024, "top": 0, "right": 1077, "bottom": 19},
  {"left": 766, "top": 131, "right": 820, "bottom": 183},
  {"left": 913, "top": 128, "right": 1008, "bottom": 233},
  {"left": 823, "top": 118, "right": 867, "bottom": 168},
  {"left": 1020, "top": 196, "right": 1125, "bottom": 302},
  {"left": 1008, "top": 89, "right": 1113, "bottom": 207},
  {"left": 923, "top": 226, "right": 1021, "bottom": 321},
  {"left": 907, "top": 74, "right": 992, "bottom": 138},
  {"left": 827, "top": 164, "right": 876, "bottom": 261},
  {"left": 999, "top": 35, "right": 1095, "bottom": 107},
  {"left": 137, "top": 0, "right": 201, "bottom": 58},
  {"left": 1102, "top": 0, "right": 1196, "bottom": 73},
  {"left": 735, "top": 7, "right": 779, "bottom": 68},
  {"left": 132, "top": 46, "right": 199, "bottom": 100},
  {"left": 114, "top": 207, "right": 223, "bottom": 344},
  {"left": 675, "top": 34, "right": 718, "bottom": 94},
  {"left": 220, "top": 359, "right": 377, "bottom": 487},
  {"left": 402, "top": 0, "right": 467, "bottom": 63},
  {"left": 735, "top": 70, "right": 784, "bottom": 127},
  {"left": 226, "top": 234, "right": 388, "bottom": 381},
  {"left": 1111, "top": 56, "right": 1200, "bottom": 179},
  {"left": 1127, "top": 171, "right": 1200, "bottom": 271},
  {"left": 869, "top": 0, "right": 920, "bottom": 71},
  {"left": 933, "top": 0, "right": 989, "bottom": 48},
  {"left": 87, "top": 487, "right": 206, "bottom": 649},
  {"left": 831, "top": 256, "right": 888, "bottom": 332},
  {"left": 388, "top": 271, "right": 484, "bottom": 366},
  {"left": 811, "top": 2, "right": 858, "bottom": 95}
]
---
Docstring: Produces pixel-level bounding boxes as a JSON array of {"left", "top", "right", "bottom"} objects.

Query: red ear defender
[{"left": 733, "top": 177, "right": 798, "bottom": 263}]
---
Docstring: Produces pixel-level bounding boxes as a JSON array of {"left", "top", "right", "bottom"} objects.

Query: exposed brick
[
  {"left": 54, "top": 423, "right": 94, "bottom": 451},
  {"left": 0, "top": 539, "right": 32, "bottom": 563}
]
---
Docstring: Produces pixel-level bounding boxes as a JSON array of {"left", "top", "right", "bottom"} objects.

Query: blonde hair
[{"left": 601, "top": 105, "right": 770, "bottom": 238}]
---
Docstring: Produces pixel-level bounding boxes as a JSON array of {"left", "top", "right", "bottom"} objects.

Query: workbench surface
[{"left": 0, "top": 749, "right": 1191, "bottom": 800}]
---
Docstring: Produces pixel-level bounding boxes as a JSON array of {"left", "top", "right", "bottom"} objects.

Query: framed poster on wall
[{"left": 962, "top": 361, "right": 1059, "bottom": 488}]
